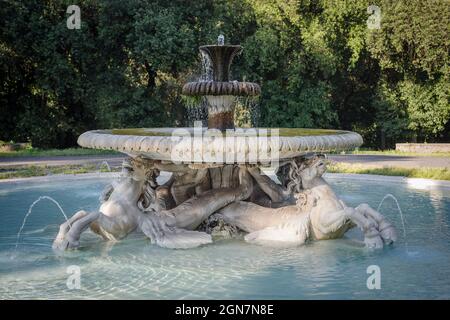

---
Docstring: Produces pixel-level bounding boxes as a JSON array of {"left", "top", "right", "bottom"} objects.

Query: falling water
[
  {"left": 97, "top": 160, "right": 111, "bottom": 172},
  {"left": 184, "top": 34, "right": 260, "bottom": 127},
  {"left": 200, "top": 50, "right": 213, "bottom": 82},
  {"left": 235, "top": 96, "right": 261, "bottom": 127},
  {"left": 185, "top": 97, "right": 208, "bottom": 126},
  {"left": 183, "top": 49, "right": 212, "bottom": 126},
  {"left": 248, "top": 96, "right": 261, "bottom": 127},
  {"left": 377, "top": 194, "right": 408, "bottom": 250},
  {"left": 218, "top": 34, "right": 225, "bottom": 46},
  {"left": 14, "top": 196, "right": 70, "bottom": 251}
]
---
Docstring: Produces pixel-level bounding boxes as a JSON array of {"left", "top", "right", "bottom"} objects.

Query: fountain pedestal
[{"left": 205, "top": 95, "right": 236, "bottom": 130}]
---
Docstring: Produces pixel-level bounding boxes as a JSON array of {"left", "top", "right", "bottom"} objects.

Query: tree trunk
[{"left": 144, "top": 62, "right": 157, "bottom": 90}]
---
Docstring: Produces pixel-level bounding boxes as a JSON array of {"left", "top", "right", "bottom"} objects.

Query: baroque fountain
[{"left": 52, "top": 36, "right": 397, "bottom": 251}]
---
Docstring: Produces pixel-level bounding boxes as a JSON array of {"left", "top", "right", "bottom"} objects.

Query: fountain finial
[{"left": 218, "top": 34, "right": 225, "bottom": 46}]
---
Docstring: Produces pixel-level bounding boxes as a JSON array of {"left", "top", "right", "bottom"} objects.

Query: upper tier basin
[{"left": 78, "top": 127, "right": 363, "bottom": 164}]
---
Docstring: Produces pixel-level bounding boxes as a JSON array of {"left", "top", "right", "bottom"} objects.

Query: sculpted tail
[{"left": 138, "top": 213, "right": 212, "bottom": 249}]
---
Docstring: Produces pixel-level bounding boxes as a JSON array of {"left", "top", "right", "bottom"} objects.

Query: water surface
[{"left": 0, "top": 175, "right": 449, "bottom": 299}]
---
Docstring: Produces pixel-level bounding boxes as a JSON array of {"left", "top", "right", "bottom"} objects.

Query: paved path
[
  {"left": 0, "top": 155, "right": 125, "bottom": 168},
  {"left": 0, "top": 154, "right": 448, "bottom": 169}
]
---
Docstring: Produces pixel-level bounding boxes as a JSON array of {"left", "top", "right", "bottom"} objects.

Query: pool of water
[{"left": 0, "top": 174, "right": 449, "bottom": 299}]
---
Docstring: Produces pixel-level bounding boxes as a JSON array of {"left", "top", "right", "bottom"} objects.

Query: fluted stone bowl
[
  {"left": 78, "top": 128, "right": 363, "bottom": 164},
  {"left": 182, "top": 81, "right": 261, "bottom": 96}
]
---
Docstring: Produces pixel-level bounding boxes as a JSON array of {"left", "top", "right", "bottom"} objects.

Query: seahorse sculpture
[
  {"left": 216, "top": 155, "right": 397, "bottom": 248},
  {"left": 52, "top": 157, "right": 254, "bottom": 250}
]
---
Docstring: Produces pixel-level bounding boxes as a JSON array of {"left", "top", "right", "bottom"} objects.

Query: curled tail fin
[{"left": 138, "top": 213, "right": 212, "bottom": 249}]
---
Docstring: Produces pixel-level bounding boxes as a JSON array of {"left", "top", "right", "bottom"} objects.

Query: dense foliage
[{"left": 1, "top": 0, "right": 448, "bottom": 148}]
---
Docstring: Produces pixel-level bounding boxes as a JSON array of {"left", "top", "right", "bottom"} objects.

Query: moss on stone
[{"left": 109, "top": 127, "right": 347, "bottom": 137}]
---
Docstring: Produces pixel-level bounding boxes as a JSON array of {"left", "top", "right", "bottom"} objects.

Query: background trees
[
  {"left": 1, "top": 0, "right": 448, "bottom": 149},
  {"left": 367, "top": 0, "right": 450, "bottom": 145}
]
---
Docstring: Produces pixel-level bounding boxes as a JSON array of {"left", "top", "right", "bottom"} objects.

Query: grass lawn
[
  {"left": 328, "top": 162, "right": 450, "bottom": 181},
  {"left": 1, "top": 162, "right": 449, "bottom": 181},
  {"left": 2, "top": 144, "right": 449, "bottom": 159},
  {"left": 336, "top": 148, "right": 450, "bottom": 157},
  {"left": 0, "top": 147, "right": 119, "bottom": 158}
]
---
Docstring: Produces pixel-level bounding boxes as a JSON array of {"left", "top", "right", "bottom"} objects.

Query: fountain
[{"left": 53, "top": 36, "right": 397, "bottom": 250}]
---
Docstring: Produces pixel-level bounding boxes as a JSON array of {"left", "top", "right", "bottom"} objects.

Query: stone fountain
[{"left": 53, "top": 36, "right": 397, "bottom": 250}]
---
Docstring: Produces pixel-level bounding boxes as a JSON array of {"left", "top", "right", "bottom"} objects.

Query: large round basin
[{"left": 78, "top": 127, "right": 363, "bottom": 163}]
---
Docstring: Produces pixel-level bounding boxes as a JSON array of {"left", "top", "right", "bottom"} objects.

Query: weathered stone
[{"left": 55, "top": 38, "right": 391, "bottom": 252}]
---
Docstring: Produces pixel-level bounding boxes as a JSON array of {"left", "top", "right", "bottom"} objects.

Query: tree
[
  {"left": 242, "top": 0, "right": 339, "bottom": 129},
  {"left": 367, "top": 0, "right": 450, "bottom": 143},
  {"left": 1, "top": 0, "right": 448, "bottom": 149}
]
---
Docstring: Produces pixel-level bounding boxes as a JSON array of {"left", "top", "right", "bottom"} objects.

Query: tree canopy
[{"left": 1, "top": 0, "right": 448, "bottom": 148}]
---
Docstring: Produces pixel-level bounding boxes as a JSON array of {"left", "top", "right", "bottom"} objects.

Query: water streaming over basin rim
[{"left": 0, "top": 174, "right": 449, "bottom": 299}]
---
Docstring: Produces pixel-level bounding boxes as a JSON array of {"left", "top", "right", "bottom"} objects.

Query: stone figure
[
  {"left": 53, "top": 157, "right": 254, "bottom": 250},
  {"left": 54, "top": 37, "right": 396, "bottom": 252},
  {"left": 54, "top": 155, "right": 396, "bottom": 250},
  {"left": 216, "top": 155, "right": 397, "bottom": 248}
]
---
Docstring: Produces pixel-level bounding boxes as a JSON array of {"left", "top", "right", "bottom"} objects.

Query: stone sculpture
[{"left": 54, "top": 36, "right": 396, "bottom": 250}]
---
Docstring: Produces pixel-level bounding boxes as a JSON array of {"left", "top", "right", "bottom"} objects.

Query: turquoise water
[{"left": 0, "top": 175, "right": 449, "bottom": 299}]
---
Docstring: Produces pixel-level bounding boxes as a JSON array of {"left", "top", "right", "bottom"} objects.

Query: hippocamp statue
[
  {"left": 217, "top": 155, "right": 397, "bottom": 248},
  {"left": 53, "top": 155, "right": 396, "bottom": 250},
  {"left": 53, "top": 158, "right": 253, "bottom": 250}
]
